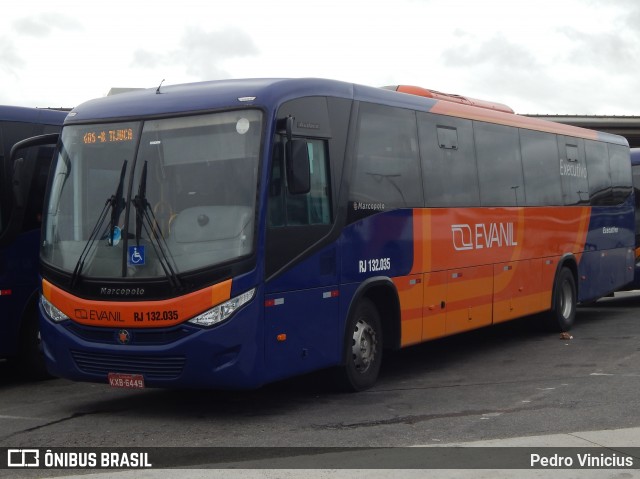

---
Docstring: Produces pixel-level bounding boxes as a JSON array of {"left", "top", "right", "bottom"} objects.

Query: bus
[
  {"left": 0, "top": 105, "right": 67, "bottom": 376},
  {"left": 628, "top": 148, "right": 640, "bottom": 289},
  {"left": 37, "top": 79, "right": 634, "bottom": 391}
]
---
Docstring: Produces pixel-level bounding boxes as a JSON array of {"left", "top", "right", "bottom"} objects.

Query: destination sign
[{"left": 83, "top": 128, "right": 134, "bottom": 144}]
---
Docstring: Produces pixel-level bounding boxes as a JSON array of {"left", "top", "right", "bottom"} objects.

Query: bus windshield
[{"left": 42, "top": 109, "right": 262, "bottom": 279}]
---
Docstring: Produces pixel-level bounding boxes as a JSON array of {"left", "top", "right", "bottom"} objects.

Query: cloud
[
  {"left": 0, "top": 38, "right": 24, "bottom": 77},
  {"left": 133, "top": 26, "right": 259, "bottom": 80},
  {"left": 12, "top": 13, "right": 82, "bottom": 37},
  {"left": 561, "top": 29, "right": 639, "bottom": 70},
  {"left": 442, "top": 33, "right": 540, "bottom": 71},
  {"left": 436, "top": 33, "right": 556, "bottom": 112}
]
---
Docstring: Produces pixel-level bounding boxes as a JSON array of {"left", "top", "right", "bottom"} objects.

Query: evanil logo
[{"left": 452, "top": 222, "right": 518, "bottom": 251}]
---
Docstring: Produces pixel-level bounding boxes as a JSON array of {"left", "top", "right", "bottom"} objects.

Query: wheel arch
[
  {"left": 343, "top": 276, "right": 401, "bottom": 362},
  {"left": 551, "top": 254, "right": 579, "bottom": 309}
]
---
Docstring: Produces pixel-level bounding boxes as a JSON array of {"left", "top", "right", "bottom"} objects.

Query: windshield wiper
[
  {"left": 132, "top": 160, "right": 182, "bottom": 290},
  {"left": 110, "top": 160, "right": 127, "bottom": 245},
  {"left": 70, "top": 160, "right": 127, "bottom": 288}
]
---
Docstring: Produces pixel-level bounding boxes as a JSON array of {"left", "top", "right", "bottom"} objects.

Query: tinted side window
[
  {"left": 608, "top": 144, "right": 632, "bottom": 204},
  {"left": 0, "top": 122, "right": 5, "bottom": 232},
  {"left": 474, "top": 122, "right": 524, "bottom": 206},
  {"left": 520, "top": 129, "right": 562, "bottom": 206},
  {"left": 584, "top": 140, "right": 612, "bottom": 205},
  {"left": 558, "top": 136, "right": 589, "bottom": 205},
  {"left": 22, "top": 144, "right": 56, "bottom": 232},
  {"left": 418, "top": 113, "right": 479, "bottom": 207},
  {"left": 268, "top": 138, "right": 331, "bottom": 227},
  {"left": 350, "top": 103, "right": 422, "bottom": 215},
  {"left": 0, "top": 121, "right": 40, "bottom": 234}
]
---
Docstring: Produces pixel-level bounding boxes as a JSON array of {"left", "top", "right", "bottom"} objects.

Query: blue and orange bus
[
  {"left": 37, "top": 79, "right": 634, "bottom": 390},
  {"left": 0, "top": 105, "right": 67, "bottom": 376}
]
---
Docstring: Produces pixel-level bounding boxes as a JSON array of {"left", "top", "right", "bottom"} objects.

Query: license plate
[{"left": 108, "top": 372, "right": 145, "bottom": 389}]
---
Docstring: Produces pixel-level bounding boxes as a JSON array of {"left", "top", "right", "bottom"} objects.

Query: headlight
[
  {"left": 188, "top": 289, "right": 255, "bottom": 327},
  {"left": 41, "top": 295, "right": 69, "bottom": 322}
]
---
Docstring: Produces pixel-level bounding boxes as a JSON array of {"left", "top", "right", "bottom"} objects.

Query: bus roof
[
  {"left": 384, "top": 85, "right": 515, "bottom": 114},
  {"left": 65, "top": 78, "right": 628, "bottom": 146},
  {"left": 0, "top": 105, "right": 68, "bottom": 125}
]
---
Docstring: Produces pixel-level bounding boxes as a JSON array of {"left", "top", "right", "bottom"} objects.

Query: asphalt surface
[{"left": 1, "top": 291, "right": 639, "bottom": 478}]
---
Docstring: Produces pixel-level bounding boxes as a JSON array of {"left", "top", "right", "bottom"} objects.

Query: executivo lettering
[{"left": 451, "top": 222, "right": 518, "bottom": 251}]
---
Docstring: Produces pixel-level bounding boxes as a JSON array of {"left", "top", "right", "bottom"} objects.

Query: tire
[
  {"left": 336, "top": 298, "right": 383, "bottom": 392},
  {"left": 16, "top": 302, "right": 50, "bottom": 379},
  {"left": 547, "top": 268, "right": 577, "bottom": 332}
]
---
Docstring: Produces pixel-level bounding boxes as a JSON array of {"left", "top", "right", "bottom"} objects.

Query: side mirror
[
  {"left": 8, "top": 133, "right": 60, "bottom": 211},
  {"left": 286, "top": 140, "right": 310, "bottom": 195},
  {"left": 0, "top": 133, "right": 59, "bottom": 247}
]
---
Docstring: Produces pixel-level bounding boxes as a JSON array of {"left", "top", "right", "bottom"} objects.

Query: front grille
[
  {"left": 64, "top": 322, "right": 194, "bottom": 345},
  {"left": 71, "top": 350, "right": 185, "bottom": 380}
]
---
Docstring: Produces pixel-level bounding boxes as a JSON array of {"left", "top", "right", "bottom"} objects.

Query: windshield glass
[{"left": 41, "top": 110, "right": 262, "bottom": 279}]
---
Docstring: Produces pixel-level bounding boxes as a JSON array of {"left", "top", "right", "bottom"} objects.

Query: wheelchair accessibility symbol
[{"left": 128, "top": 245, "right": 145, "bottom": 266}]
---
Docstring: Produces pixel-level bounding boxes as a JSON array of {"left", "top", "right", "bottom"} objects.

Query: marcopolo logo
[{"left": 451, "top": 222, "right": 518, "bottom": 251}]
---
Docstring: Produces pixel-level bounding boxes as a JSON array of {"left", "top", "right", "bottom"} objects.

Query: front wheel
[
  {"left": 547, "top": 268, "right": 577, "bottom": 332},
  {"left": 336, "top": 298, "right": 383, "bottom": 392}
]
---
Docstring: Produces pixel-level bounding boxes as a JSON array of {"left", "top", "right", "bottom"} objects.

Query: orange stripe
[
  {"left": 42, "top": 278, "right": 232, "bottom": 328},
  {"left": 430, "top": 101, "right": 600, "bottom": 141},
  {"left": 413, "top": 207, "right": 590, "bottom": 272},
  {"left": 401, "top": 206, "right": 593, "bottom": 344},
  {"left": 393, "top": 275, "right": 423, "bottom": 347}
]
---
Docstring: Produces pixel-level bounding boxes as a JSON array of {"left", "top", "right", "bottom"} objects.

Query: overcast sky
[{"left": 2, "top": 0, "right": 639, "bottom": 115}]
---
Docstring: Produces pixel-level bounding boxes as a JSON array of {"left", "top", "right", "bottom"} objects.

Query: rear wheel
[
  {"left": 337, "top": 298, "right": 383, "bottom": 392},
  {"left": 547, "top": 268, "right": 576, "bottom": 332}
]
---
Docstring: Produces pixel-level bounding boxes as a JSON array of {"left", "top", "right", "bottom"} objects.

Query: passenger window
[
  {"left": 474, "top": 121, "right": 525, "bottom": 206},
  {"left": 608, "top": 144, "right": 632, "bottom": 204},
  {"left": 22, "top": 145, "right": 55, "bottom": 232},
  {"left": 585, "top": 140, "right": 612, "bottom": 205},
  {"left": 558, "top": 136, "right": 589, "bottom": 205},
  {"left": 419, "top": 113, "right": 479, "bottom": 207},
  {"left": 520, "top": 129, "right": 563, "bottom": 206},
  {"left": 350, "top": 103, "right": 422, "bottom": 218}
]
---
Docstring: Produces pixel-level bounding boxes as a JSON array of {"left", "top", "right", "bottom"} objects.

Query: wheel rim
[
  {"left": 351, "top": 318, "right": 377, "bottom": 373},
  {"left": 559, "top": 279, "right": 573, "bottom": 319}
]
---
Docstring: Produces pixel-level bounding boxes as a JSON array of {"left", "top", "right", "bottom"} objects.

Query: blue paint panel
[
  {"left": 579, "top": 198, "right": 635, "bottom": 301},
  {"left": 264, "top": 286, "right": 340, "bottom": 383},
  {"left": 67, "top": 79, "right": 356, "bottom": 123},
  {"left": 40, "top": 289, "right": 267, "bottom": 389},
  {"left": 264, "top": 240, "right": 341, "bottom": 382},
  {"left": 265, "top": 244, "right": 339, "bottom": 293},
  {"left": 0, "top": 229, "right": 40, "bottom": 355},
  {"left": 0, "top": 105, "right": 67, "bottom": 124},
  {"left": 342, "top": 209, "right": 415, "bottom": 283}
]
